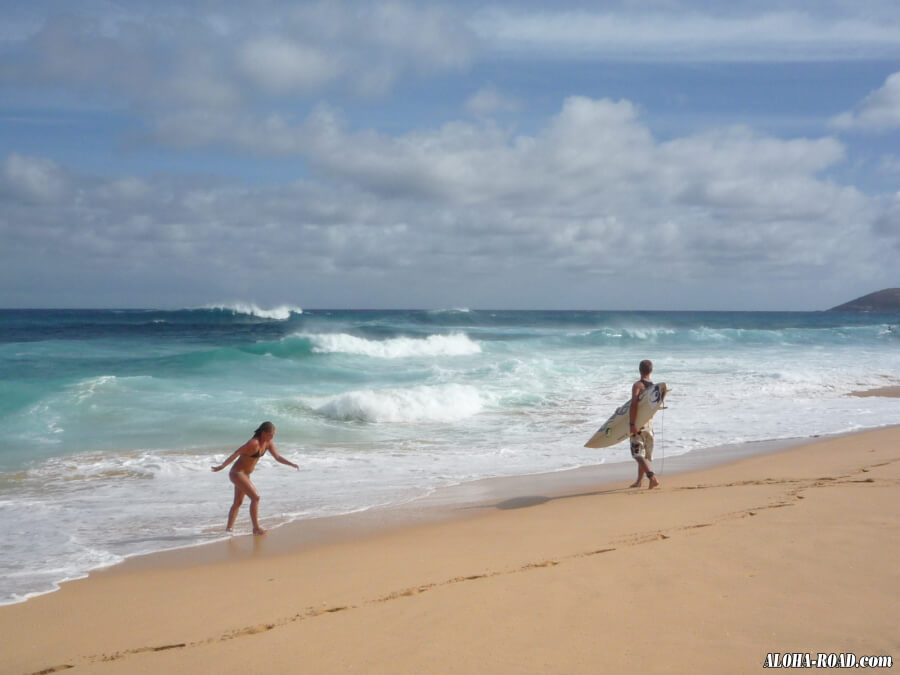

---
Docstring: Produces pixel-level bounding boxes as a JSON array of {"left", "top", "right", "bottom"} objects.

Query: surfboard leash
[{"left": 659, "top": 400, "right": 666, "bottom": 476}]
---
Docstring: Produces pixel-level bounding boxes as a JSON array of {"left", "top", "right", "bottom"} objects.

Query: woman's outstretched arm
[
  {"left": 211, "top": 440, "right": 255, "bottom": 472},
  {"left": 269, "top": 443, "right": 300, "bottom": 470}
]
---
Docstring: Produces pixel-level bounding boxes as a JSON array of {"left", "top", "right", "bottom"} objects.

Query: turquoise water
[{"left": 1, "top": 305, "right": 899, "bottom": 604}]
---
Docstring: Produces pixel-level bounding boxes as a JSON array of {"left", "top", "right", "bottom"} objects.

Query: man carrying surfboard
[{"left": 629, "top": 360, "right": 659, "bottom": 489}]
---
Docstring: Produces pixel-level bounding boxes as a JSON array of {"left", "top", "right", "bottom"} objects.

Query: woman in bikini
[{"left": 211, "top": 421, "right": 299, "bottom": 535}]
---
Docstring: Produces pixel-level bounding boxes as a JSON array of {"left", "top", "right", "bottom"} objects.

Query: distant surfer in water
[
  {"left": 630, "top": 360, "right": 659, "bottom": 489},
  {"left": 211, "top": 421, "right": 300, "bottom": 535}
]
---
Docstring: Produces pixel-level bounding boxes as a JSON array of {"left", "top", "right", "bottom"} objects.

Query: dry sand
[{"left": 3, "top": 426, "right": 899, "bottom": 674}]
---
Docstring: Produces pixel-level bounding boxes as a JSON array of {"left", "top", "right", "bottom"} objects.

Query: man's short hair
[{"left": 639, "top": 360, "right": 653, "bottom": 376}]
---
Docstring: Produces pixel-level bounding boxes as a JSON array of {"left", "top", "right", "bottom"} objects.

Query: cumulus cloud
[
  {"left": 830, "top": 71, "right": 900, "bottom": 132},
  {"left": 2, "top": 2, "right": 898, "bottom": 308},
  {"left": 464, "top": 84, "right": 521, "bottom": 116},
  {"left": 1, "top": 2, "right": 474, "bottom": 112},
  {"left": 158, "top": 96, "right": 857, "bottom": 229},
  {"left": 2, "top": 95, "right": 891, "bottom": 307},
  {"left": 362, "top": 1, "right": 472, "bottom": 69},
  {"left": 237, "top": 37, "right": 342, "bottom": 92},
  {"left": 0, "top": 154, "right": 69, "bottom": 204}
]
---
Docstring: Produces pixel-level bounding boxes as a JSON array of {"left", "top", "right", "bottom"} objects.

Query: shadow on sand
[{"left": 467, "top": 486, "right": 634, "bottom": 512}]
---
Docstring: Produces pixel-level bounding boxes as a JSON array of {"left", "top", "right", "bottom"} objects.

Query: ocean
[{"left": 1, "top": 305, "right": 899, "bottom": 605}]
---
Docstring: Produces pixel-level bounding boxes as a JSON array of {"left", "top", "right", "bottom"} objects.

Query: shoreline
[
  {"left": 32, "top": 431, "right": 842, "bottom": 579},
  {"left": 3, "top": 421, "right": 899, "bottom": 673},
  {"left": 61, "top": 421, "right": 893, "bottom": 576},
  {"left": 6, "top": 420, "right": 895, "bottom": 598}
]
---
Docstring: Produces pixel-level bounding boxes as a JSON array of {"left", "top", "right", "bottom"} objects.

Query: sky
[{"left": 1, "top": 1, "right": 899, "bottom": 311}]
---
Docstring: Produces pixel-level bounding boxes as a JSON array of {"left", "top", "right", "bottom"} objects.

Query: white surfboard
[{"left": 584, "top": 382, "right": 667, "bottom": 449}]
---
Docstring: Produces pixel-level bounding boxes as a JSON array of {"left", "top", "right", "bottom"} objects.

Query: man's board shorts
[{"left": 630, "top": 422, "right": 654, "bottom": 460}]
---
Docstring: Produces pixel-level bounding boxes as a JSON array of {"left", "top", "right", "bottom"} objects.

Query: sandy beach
[{"left": 3, "top": 423, "right": 899, "bottom": 674}]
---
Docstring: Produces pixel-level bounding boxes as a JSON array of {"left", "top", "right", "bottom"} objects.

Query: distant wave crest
[
  {"left": 206, "top": 303, "right": 303, "bottom": 320},
  {"left": 304, "top": 332, "right": 481, "bottom": 358},
  {"left": 315, "top": 384, "right": 484, "bottom": 423}
]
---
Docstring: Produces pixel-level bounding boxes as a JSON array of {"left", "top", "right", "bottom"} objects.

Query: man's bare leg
[
  {"left": 644, "top": 458, "right": 660, "bottom": 489},
  {"left": 631, "top": 457, "right": 659, "bottom": 488},
  {"left": 630, "top": 460, "right": 645, "bottom": 487}
]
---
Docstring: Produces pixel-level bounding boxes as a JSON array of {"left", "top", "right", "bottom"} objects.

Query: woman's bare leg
[
  {"left": 229, "top": 471, "right": 265, "bottom": 534},
  {"left": 226, "top": 483, "right": 244, "bottom": 532},
  {"left": 249, "top": 498, "right": 264, "bottom": 535}
]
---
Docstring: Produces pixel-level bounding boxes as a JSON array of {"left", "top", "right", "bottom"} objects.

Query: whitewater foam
[
  {"left": 313, "top": 384, "right": 486, "bottom": 423},
  {"left": 304, "top": 332, "right": 481, "bottom": 358}
]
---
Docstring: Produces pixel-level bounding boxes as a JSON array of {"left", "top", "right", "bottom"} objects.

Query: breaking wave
[
  {"left": 303, "top": 332, "right": 481, "bottom": 358},
  {"left": 205, "top": 303, "right": 303, "bottom": 320},
  {"left": 314, "top": 384, "right": 485, "bottom": 423}
]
